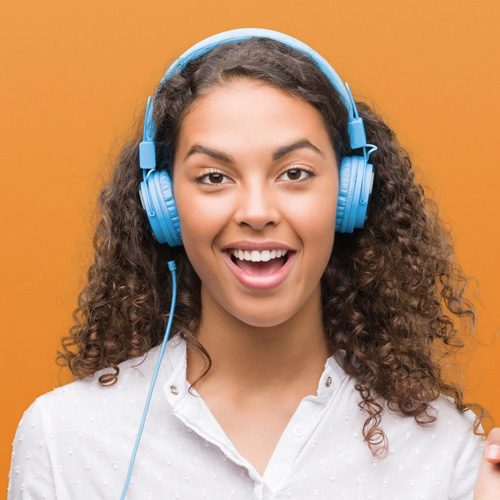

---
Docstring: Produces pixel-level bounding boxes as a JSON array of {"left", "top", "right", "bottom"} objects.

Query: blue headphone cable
[{"left": 119, "top": 259, "right": 177, "bottom": 499}]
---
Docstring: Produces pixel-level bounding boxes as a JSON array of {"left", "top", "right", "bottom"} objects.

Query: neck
[{"left": 186, "top": 284, "right": 331, "bottom": 398}]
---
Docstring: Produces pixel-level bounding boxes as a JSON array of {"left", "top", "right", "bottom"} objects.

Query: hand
[{"left": 474, "top": 428, "right": 500, "bottom": 499}]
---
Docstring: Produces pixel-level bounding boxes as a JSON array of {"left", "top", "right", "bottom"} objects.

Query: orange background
[{"left": 1, "top": 0, "right": 499, "bottom": 488}]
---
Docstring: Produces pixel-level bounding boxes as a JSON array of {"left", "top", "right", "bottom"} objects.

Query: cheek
[
  {"left": 285, "top": 184, "right": 337, "bottom": 241},
  {"left": 178, "top": 223, "right": 218, "bottom": 289},
  {"left": 177, "top": 194, "right": 230, "bottom": 249},
  {"left": 286, "top": 184, "right": 337, "bottom": 270},
  {"left": 304, "top": 211, "right": 336, "bottom": 269},
  {"left": 175, "top": 191, "right": 229, "bottom": 281}
]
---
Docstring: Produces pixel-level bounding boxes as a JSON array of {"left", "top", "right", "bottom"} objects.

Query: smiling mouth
[{"left": 222, "top": 249, "right": 297, "bottom": 288}]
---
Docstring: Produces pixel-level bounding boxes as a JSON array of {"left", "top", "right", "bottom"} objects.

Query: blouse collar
[{"left": 161, "top": 334, "right": 349, "bottom": 406}]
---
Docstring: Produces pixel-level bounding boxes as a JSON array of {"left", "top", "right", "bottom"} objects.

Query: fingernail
[{"left": 485, "top": 444, "right": 500, "bottom": 460}]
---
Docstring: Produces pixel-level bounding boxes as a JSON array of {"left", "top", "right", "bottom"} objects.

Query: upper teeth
[{"left": 230, "top": 249, "right": 289, "bottom": 262}]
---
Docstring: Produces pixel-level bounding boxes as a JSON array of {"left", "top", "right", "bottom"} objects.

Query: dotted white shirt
[{"left": 9, "top": 334, "right": 485, "bottom": 499}]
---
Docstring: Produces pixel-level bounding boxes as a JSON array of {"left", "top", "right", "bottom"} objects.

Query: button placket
[
  {"left": 165, "top": 343, "right": 264, "bottom": 481},
  {"left": 253, "top": 481, "right": 264, "bottom": 500}
]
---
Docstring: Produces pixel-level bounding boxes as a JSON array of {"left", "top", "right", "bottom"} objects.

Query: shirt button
[
  {"left": 325, "top": 376, "right": 332, "bottom": 387},
  {"left": 292, "top": 425, "right": 304, "bottom": 437},
  {"left": 170, "top": 385, "right": 179, "bottom": 395}
]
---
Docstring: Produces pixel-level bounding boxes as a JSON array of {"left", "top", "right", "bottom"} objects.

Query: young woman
[{"left": 8, "top": 28, "right": 500, "bottom": 499}]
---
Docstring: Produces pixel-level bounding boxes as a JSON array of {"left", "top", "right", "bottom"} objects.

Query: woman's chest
[{"left": 198, "top": 391, "right": 304, "bottom": 476}]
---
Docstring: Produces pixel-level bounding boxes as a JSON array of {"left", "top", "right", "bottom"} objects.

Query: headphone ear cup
[
  {"left": 336, "top": 157, "right": 354, "bottom": 233},
  {"left": 336, "top": 156, "right": 374, "bottom": 233},
  {"left": 139, "top": 170, "right": 183, "bottom": 247}
]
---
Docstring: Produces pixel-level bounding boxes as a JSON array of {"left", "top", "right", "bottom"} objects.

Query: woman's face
[{"left": 172, "top": 78, "right": 338, "bottom": 327}]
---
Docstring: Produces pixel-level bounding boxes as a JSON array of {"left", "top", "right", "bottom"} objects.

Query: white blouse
[{"left": 8, "top": 334, "right": 485, "bottom": 499}]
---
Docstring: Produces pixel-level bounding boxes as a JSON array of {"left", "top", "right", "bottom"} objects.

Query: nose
[{"left": 232, "top": 179, "right": 281, "bottom": 231}]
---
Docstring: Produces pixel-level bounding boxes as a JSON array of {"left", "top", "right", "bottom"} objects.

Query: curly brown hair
[{"left": 56, "top": 37, "right": 494, "bottom": 458}]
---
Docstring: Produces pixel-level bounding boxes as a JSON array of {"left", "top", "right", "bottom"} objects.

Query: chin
[{"left": 226, "top": 299, "right": 300, "bottom": 329}]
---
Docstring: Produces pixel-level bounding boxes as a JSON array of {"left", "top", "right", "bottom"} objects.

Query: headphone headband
[{"left": 160, "top": 28, "right": 354, "bottom": 117}]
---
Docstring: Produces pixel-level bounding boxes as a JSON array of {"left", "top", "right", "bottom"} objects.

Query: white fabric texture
[{"left": 8, "top": 334, "right": 485, "bottom": 499}]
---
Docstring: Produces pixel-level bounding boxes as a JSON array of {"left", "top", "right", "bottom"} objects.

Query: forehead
[{"left": 176, "top": 79, "right": 333, "bottom": 159}]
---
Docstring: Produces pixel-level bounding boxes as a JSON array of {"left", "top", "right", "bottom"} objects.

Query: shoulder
[
  {"left": 432, "top": 393, "right": 486, "bottom": 456},
  {"left": 37, "top": 335, "right": 184, "bottom": 413},
  {"left": 8, "top": 337, "right": 183, "bottom": 498},
  {"left": 373, "top": 390, "right": 486, "bottom": 468},
  {"left": 19, "top": 335, "right": 184, "bottom": 432},
  {"left": 431, "top": 393, "right": 485, "bottom": 437},
  {"left": 434, "top": 394, "right": 487, "bottom": 498},
  {"left": 378, "top": 391, "right": 486, "bottom": 497},
  {"left": 9, "top": 396, "right": 57, "bottom": 498},
  {"left": 377, "top": 389, "right": 484, "bottom": 436}
]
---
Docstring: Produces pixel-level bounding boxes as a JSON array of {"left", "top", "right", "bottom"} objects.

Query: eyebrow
[{"left": 183, "top": 139, "right": 324, "bottom": 163}]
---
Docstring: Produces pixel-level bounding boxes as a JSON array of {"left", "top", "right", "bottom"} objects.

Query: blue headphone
[
  {"left": 138, "top": 27, "right": 378, "bottom": 246},
  {"left": 121, "top": 28, "right": 378, "bottom": 499}
]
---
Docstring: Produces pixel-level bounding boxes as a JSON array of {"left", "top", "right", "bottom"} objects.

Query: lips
[{"left": 222, "top": 249, "right": 297, "bottom": 290}]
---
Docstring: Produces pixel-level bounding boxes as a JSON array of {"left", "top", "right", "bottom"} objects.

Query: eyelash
[{"left": 194, "top": 166, "right": 315, "bottom": 187}]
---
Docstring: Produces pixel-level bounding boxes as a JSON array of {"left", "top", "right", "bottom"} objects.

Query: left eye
[
  {"left": 195, "top": 167, "right": 314, "bottom": 186},
  {"left": 280, "top": 168, "right": 313, "bottom": 182}
]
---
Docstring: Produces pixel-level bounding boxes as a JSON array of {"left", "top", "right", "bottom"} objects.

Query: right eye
[{"left": 194, "top": 169, "right": 231, "bottom": 187}]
